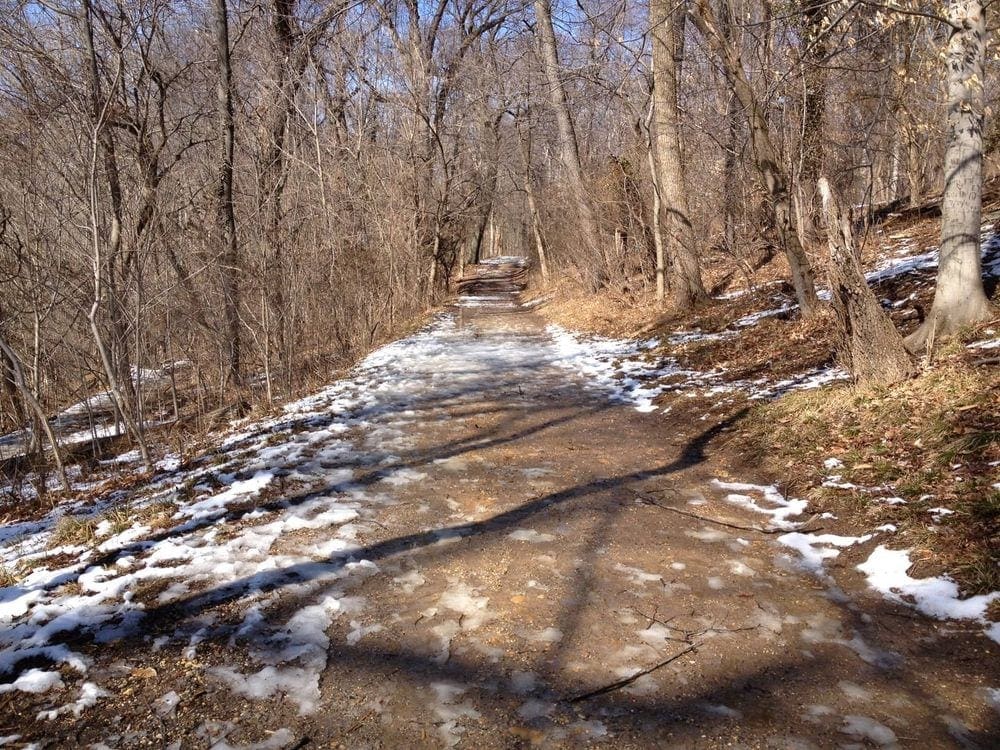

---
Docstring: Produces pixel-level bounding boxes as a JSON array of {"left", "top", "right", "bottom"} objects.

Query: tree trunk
[
  {"left": 212, "top": 0, "right": 243, "bottom": 388},
  {"left": 642, "top": 98, "right": 668, "bottom": 301},
  {"left": 533, "top": 0, "right": 604, "bottom": 287},
  {"left": 819, "top": 179, "right": 915, "bottom": 386},
  {"left": 798, "top": 0, "right": 826, "bottom": 249},
  {"left": 905, "top": 0, "right": 994, "bottom": 353},
  {"left": 0, "top": 332, "right": 70, "bottom": 492},
  {"left": 80, "top": 0, "right": 151, "bottom": 470},
  {"left": 689, "top": 0, "right": 819, "bottom": 314},
  {"left": 518, "top": 128, "right": 550, "bottom": 282},
  {"left": 651, "top": 0, "right": 708, "bottom": 308},
  {"left": 718, "top": 0, "right": 740, "bottom": 255}
]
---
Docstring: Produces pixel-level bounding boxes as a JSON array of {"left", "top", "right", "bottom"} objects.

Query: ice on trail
[
  {"left": 4, "top": 311, "right": 684, "bottom": 707},
  {"left": 430, "top": 682, "right": 481, "bottom": 747},
  {"left": 0, "top": 309, "right": 683, "bottom": 696}
]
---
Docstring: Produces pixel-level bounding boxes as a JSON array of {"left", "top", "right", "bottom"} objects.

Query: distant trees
[{"left": 0, "top": 0, "right": 996, "bottom": 474}]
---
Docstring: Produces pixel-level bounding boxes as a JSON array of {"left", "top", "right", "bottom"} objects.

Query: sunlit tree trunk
[
  {"left": 651, "top": 0, "right": 708, "bottom": 308},
  {"left": 212, "top": 0, "right": 243, "bottom": 388},
  {"left": 533, "top": 0, "right": 604, "bottom": 287},
  {"left": 906, "top": 0, "right": 994, "bottom": 352},
  {"left": 690, "top": 0, "right": 819, "bottom": 314},
  {"left": 819, "top": 178, "right": 914, "bottom": 386}
]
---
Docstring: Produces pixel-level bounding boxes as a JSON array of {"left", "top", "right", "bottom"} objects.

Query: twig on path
[
  {"left": 634, "top": 493, "right": 778, "bottom": 534},
  {"left": 569, "top": 644, "right": 700, "bottom": 703},
  {"left": 634, "top": 493, "right": 824, "bottom": 535},
  {"left": 339, "top": 710, "right": 376, "bottom": 740}
]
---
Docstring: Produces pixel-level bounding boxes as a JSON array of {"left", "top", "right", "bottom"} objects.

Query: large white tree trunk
[{"left": 906, "top": 0, "right": 994, "bottom": 352}]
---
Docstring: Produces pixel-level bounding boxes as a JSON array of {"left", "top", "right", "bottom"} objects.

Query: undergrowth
[{"left": 739, "top": 359, "right": 1000, "bottom": 594}]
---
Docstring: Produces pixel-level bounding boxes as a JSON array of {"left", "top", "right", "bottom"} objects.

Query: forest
[{"left": 0, "top": 0, "right": 998, "bottom": 747}]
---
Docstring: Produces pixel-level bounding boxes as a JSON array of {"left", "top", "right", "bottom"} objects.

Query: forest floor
[{"left": 0, "top": 253, "right": 998, "bottom": 748}]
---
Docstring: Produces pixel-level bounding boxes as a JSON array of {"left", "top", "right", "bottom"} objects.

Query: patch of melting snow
[
  {"left": 968, "top": 336, "right": 1000, "bottom": 350},
  {"left": 528, "top": 627, "right": 563, "bottom": 643},
  {"left": 927, "top": 507, "right": 954, "bottom": 521},
  {"left": 711, "top": 479, "right": 807, "bottom": 529},
  {"left": 614, "top": 562, "right": 663, "bottom": 586},
  {"left": 438, "top": 581, "right": 494, "bottom": 630},
  {"left": 430, "top": 682, "right": 481, "bottom": 748},
  {"left": 838, "top": 680, "right": 872, "bottom": 701},
  {"left": 508, "top": 528, "right": 555, "bottom": 543},
  {"left": 699, "top": 702, "right": 743, "bottom": 719},
  {"left": 857, "top": 546, "right": 1000, "bottom": 642},
  {"left": 0, "top": 668, "right": 63, "bottom": 695},
  {"left": 211, "top": 728, "right": 297, "bottom": 750},
  {"left": 516, "top": 698, "right": 556, "bottom": 720},
  {"left": 880, "top": 496, "right": 908, "bottom": 505},
  {"left": 800, "top": 613, "right": 900, "bottom": 668},
  {"left": 777, "top": 532, "right": 873, "bottom": 576},
  {"left": 840, "top": 715, "right": 899, "bottom": 747},
  {"left": 36, "top": 681, "right": 110, "bottom": 721},
  {"left": 686, "top": 527, "right": 730, "bottom": 543}
]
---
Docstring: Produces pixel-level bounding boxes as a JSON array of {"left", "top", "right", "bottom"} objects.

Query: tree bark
[
  {"left": 518, "top": 125, "right": 550, "bottom": 282},
  {"left": 819, "top": 178, "right": 915, "bottom": 386},
  {"left": 0, "top": 332, "right": 70, "bottom": 491},
  {"left": 212, "top": 0, "right": 243, "bottom": 388},
  {"left": 641, "top": 98, "right": 668, "bottom": 301},
  {"left": 650, "top": 0, "right": 708, "bottom": 308},
  {"left": 689, "top": 0, "right": 819, "bottom": 314},
  {"left": 533, "top": 0, "right": 604, "bottom": 287},
  {"left": 905, "top": 0, "right": 994, "bottom": 353},
  {"left": 798, "top": 0, "right": 826, "bottom": 249}
]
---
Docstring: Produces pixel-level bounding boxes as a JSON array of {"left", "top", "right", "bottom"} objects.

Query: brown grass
[{"left": 739, "top": 358, "right": 1000, "bottom": 594}]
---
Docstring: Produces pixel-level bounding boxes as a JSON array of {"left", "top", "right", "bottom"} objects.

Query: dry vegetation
[{"left": 538, "top": 196, "right": 1000, "bottom": 593}]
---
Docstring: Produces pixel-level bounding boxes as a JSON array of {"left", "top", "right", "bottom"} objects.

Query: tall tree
[
  {"left": 650, "top": 0, "right": 708, "bottom": 308},
  {"left": 906, "top": 0, "right": 994, "bottom": 352},
  {"left": 798, "top": 0, "right": 827, "bottom": 249},
  {"left": 212, "top": 0, "right": 242, "bottom": 388},
  {"left": 690, "top": 0, "right": 819, "bottom": 314},
  {"left": 533, "top": 0, "right": 604, "bottom": 287}
]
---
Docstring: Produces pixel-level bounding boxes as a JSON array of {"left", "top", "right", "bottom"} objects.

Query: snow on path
[
  {"left": 0, "top": 311, "right": 743, "bottom": 714},
  {"left": 706, "top": 480, "right": 1000, "bottom": 644}
]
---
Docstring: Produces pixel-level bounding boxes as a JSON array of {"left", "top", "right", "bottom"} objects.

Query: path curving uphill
[{"left": 1, "top": 260, "right": 997, "bottom": 748}]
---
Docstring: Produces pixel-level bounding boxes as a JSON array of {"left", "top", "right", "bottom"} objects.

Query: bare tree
[
  {"left": 819, "top": 178, "right": 915, "bottom": 386},
  {"left": 690, "top": 0, "right": 819, "bottom": 314},
  {"left": 650, "top": 0, "right": 708, "bottom": 308},
  {"left": 906, "top": 0, "right": 994, "bottom": 352},
  {"left": 212, "top": 0, "right": 243, "bottom": 389},
  {"left": 533, "top": 0, "right": 604, "bottom": 287}
]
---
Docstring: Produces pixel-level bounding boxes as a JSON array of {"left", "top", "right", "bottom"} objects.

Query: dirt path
[{"left": 3, "top": 260, "right": 998, "bottom": 748}]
